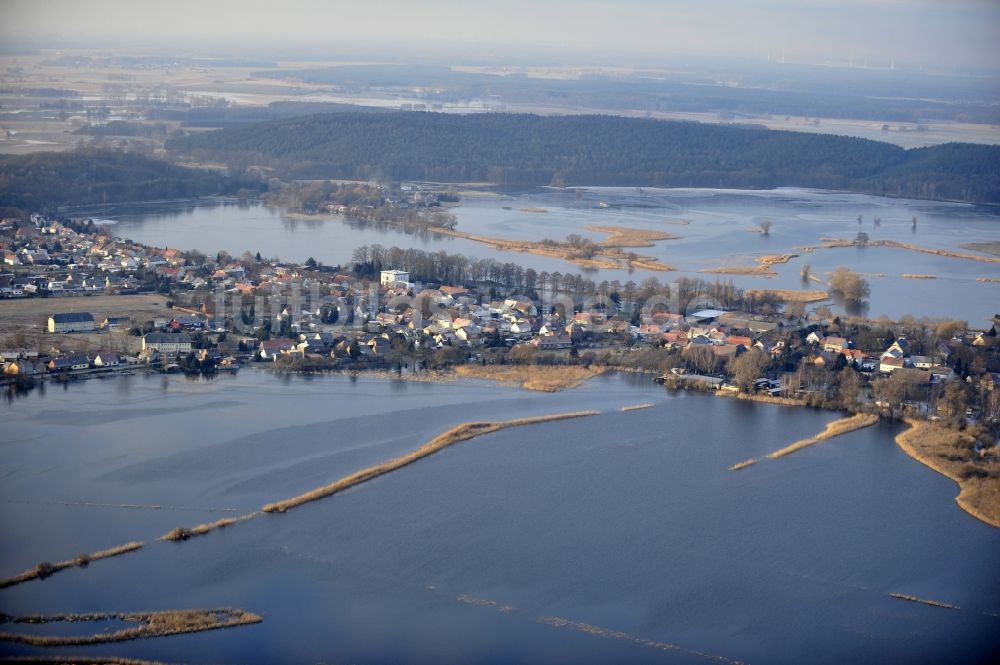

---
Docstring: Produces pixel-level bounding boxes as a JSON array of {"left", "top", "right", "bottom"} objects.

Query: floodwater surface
[{"left": 1, "top": 372, "right": 998, "bottom": 664}]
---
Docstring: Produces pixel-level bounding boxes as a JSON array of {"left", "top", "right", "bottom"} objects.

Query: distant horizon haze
[{"left": 1, "top": 0, "right": 998, "bottom": 72}]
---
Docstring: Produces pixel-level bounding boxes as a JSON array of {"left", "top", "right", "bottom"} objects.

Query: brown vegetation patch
[
  {"left": 701, "top": 253, "right": 798, "bottom": 278},
  {"left": 729, "top": 459, "right": 758, "bottom": 471},
  {"left": 621, "top": 403, "right": 653, "bottom": 412},
  {"left": 430, "top": 226, "right": 675, "bottom": 271},
  {"left": 746, "top": 289, "right": 829, "bottom": 303},
  {"left": 902, "top": 274, "right": 937, "bottom": 279},
  {"left": 454, "top": 365, "right": 604, "bottom": 392},
  {"left": 976, "top": 277, "right": 1000, "bottom": 283},
  {"left": 0, "top": 542, "right": 143, "bottom": 589},
  {"left": 0, "top": 608, "right": 261, "bottom": 646},
  {"left": 894, "top": 419, "right": 1000, "bottom": 528},
  {"left": 583, "top": 225, "right": 678, "bottom": 248},
  {"left": 519, "top": 207, "right": 548, "bottom": 213},
  {"left": 889, "top": 593, "right": 959, "bottom": 610},
  {"left": 262, "top": 411, "right": 599, "bottom": 514},
  {"left": 160, "top": 513, "right": 258, "bottom": 542}
]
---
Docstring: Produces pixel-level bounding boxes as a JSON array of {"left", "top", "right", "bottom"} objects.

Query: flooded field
[{"left": 86, "top": 186, "right": 1000, "bottom": 323}]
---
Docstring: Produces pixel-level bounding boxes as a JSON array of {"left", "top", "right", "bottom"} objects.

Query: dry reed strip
[
  {"left": 262, "top": 411, "right": 599, "bottom": 514},
  {"left": 0, "top": 608, "right": 262, "bottom": 646},
  {"left": 901, "top": 274, "right": 936, "bottom": 279},
  {"left": 977, "top": 277, "right": 1000, "bottom": 283},
  {"left": 729, "top": 459, "right": 758, "bottom": 472},
  {"left": 0, "top": 542, "right": 143, "bottom": 589},
  {"left": 453, "top": 365, "right": 604, "bottom": 392},
  {"left": 894, "top": 419, "right": 1000, "bottom": 529},
  {"left": 537, "top": 616, "right": 744, "bottom": 664},
  {"left": 889, "top": 593, "right": 959, "bottom": 609},
  {"left": 822, "top": 238, "right": 1000, "bottom": 264},
  {"left": 765, "top": 414, "right": 879, "bottom": 460},
  {"left": 160, "top": 512, "right": 259, "bottom": 542},
  {"left": 621, "top": 403, "right": 653, "bottom": 412},
  {"left": 746, "top": 288, "right": 829, "bottom": 303}
]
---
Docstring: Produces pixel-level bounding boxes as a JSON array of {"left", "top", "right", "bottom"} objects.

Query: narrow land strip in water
[
  {"left": 0, "top": 608, "right": 262, "bottom": 646},
  {"left": 729, "top": 414, "right": 879, "bottom": 471},
  {"left": 262, "top": 411, "right": 599, "bottom": 513}
]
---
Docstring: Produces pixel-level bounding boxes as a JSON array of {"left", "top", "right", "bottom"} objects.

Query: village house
[
  {"left": 48, "top": 312, "right": 95, "bottom": 333},
  {"left": 143, "top": 332, "right": 193, "bottom": 355},
  {"left": 380, "top": 269, "right": 410, "bottom": 287}
]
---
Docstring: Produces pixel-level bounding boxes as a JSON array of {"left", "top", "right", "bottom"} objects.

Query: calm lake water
[
  {"left": 76, "top": 186, "right": 1000, "bottom": 323},
  {"left": 1, "top": 372, "right": 998, "bottom": 664}
]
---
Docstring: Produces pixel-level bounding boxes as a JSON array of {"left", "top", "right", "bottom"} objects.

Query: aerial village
[{"left": 1, "top": 212, "right": 998, "bottom": 432}]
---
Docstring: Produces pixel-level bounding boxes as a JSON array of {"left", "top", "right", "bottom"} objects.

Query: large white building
[
  {"left": 142, "top": 332, "right": 193, "bottom": 354},
  {"left": 48, "top": 312, "right": 95, "bottom": 333},
  {"left": 380, "top": 269, "right": 410, "bottom": 287}
]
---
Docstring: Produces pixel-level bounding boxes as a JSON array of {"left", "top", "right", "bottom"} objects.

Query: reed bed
[
  {"left": 262, "top": 411, "right": 599, "bottom": 514},
  {"left": 431, "top": 225, "right": 675, "bottom": 271},
  {"left": 746, "top": 289, "right": 829, "bottom": 303},
  {"left": 822, "top": 238, "right": 1000, "bottom": 264},
  {"left": 901, "top": 274, "right": 937, "bottom": 279},
  {"left": 621, "top": 403, "right": 653, "bottom": 412},
  {"left": 584, "top": 225, "right": 678, "bottom": 247},
  {"left": 160, "top": 513, "right": 258, "bottom": 542},
  {"left": 716, "top": 392, "right": 802, "bottom": 407},
  {"left": 895, "top": 419, "right": 1000, "bottom": 528},
  {"left": 977, "top": 277, "right": 1000, "bottom": 283},
  {"left": 766, "top": 414, "right": 879, "bottom": 460},
  {"left": 0, "top": 541, "right": 143, "bottom": 589},
  {"left": 729, "top": 459, "right": 758, "bottom": 472},
  {"left": 454, "top": 365, "right": 604, "bottom": 392},
  {"left": 0, "top": 608, "right": 262, "bottom": 646},
  {"left": 889, "top": 593, "right": 959, "bottom": 609}
]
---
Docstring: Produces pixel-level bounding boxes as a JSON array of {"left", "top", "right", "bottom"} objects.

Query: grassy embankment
[
  {"left": 0, "top": 608, "right": 261, "bottom": 646},
  {"left": 701, "top": 253, "right": 798, "bottom": 277},
  {"left": 729, "top": 413, "right": 879, "bottom": 471},
  {"left": 894, "top": 419, "right": 1000, "bottom": 528},
  {"left": 0, "top": 542, "right": 143, "bottom": 589},
  {"left": 453, "top": 364, "right": 604, "bottom": 392},
  {"left": 431, "top": 224, "right": 676, "bottom": 271},
  {"left": 262, "top": 411, "right": 598, "bottom": 513}
]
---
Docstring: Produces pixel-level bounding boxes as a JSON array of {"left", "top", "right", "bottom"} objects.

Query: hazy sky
[{"left": 2, "top": 0, "right": 998, "bottom": 69}]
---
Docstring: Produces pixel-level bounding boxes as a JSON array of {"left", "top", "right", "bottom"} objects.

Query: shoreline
[{"left": 894, "top": 419, "right": 1000, "bottom": 529}]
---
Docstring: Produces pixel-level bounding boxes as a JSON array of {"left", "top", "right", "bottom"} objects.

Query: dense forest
[
  {"left": 0, "top": 149, "right": 264, "bottom": 211},
  {"left": 167, "top": 112, "right": 1000, "bottom": 203},
  {"left": 256, "top": 64, "right": 1000, "bottom": 124}
]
